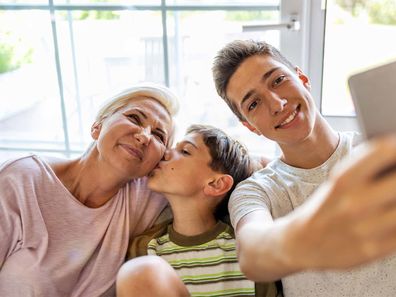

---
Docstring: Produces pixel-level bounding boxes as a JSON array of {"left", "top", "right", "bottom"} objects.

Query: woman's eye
[
  {"left": 127, "top": 114, "right": 141, "bottom": 125},
  {"left": 153, "top": 132, "right": 165, "bottom": 144},
  {"left": 273, "top": 75, "right": 285, "bottom": 86}
]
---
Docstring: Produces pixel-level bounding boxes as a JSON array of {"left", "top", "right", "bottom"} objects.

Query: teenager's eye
[
  {"left": 273, "top": 75, "right": 285, "bottom": 87},
  {"left": 127, "top": 114, "right": 141, "bottom": 125},
  {"left": 248, "top": 100, "right": 258, "bottom": 112}
]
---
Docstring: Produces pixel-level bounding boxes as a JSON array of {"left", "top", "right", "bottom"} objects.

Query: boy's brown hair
[
  {"left": 186, "top": 124, "right": 254, "bottom": 221},
  {"left": 212, "top": 39, "right": 295, "bottom": 121}
]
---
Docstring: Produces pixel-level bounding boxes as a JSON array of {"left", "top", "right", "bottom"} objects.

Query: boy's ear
[
  {"left": 241, "top": 121, "right": 261, "bottom": 136},
  {"left": 295, "top": 66, "right": 311, "bottom": 90},
  {"left": 91, "top": 121, "right": 102, "bottom": 140},
  {"left": 203, "top": 174, "right": 234, "bottom": 198}
]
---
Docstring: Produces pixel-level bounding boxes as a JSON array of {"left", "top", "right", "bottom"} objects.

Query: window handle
[{"left": 242, "top": 14, "right": 300, "bottom": 32}]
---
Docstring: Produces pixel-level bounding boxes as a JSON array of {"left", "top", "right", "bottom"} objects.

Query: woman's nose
[
  {"left": 135, "top": 127, "right": 151, "bottom": 145},
  {"left": 162, "top": 149, "right": 172, "bottom": 161}
]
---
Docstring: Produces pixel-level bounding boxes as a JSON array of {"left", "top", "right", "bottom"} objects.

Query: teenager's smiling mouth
[{"left": 275, "top": 104, "right": 301, "bottom": 129}]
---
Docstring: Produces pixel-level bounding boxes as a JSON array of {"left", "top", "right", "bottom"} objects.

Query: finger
[{"left": 330, "top": 134, "right": 396, "bottom": 188}]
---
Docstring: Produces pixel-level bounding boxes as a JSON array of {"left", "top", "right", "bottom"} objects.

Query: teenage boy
[
  {"left": 211, "top": 39, "right": 396, "bottom": 297},
  {"left": 117, "top": 124, "right": 281, "bottom": 297}
]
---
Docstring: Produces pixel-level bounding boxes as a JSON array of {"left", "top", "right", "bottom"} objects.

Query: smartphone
[{"left": 348, "top": 60, "right": 396, "bottom": 139}]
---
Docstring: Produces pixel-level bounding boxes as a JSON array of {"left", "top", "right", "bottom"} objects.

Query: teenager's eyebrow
[{"left": 240, "top": 66, "right": 281, "bottom": 108}]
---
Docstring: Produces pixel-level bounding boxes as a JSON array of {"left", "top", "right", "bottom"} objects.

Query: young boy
[{"left": 117, "top": 124, "right": 281, "bottom": 297}]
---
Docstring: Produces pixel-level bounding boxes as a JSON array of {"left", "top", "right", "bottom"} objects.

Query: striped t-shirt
[{"left": 147, "top": 221, "right": 255, "bottom": 297}]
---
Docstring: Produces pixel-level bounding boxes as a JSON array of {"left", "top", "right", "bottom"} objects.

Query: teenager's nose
[{"left": 269, "top": 95, "right": 287, "bottom": 116}]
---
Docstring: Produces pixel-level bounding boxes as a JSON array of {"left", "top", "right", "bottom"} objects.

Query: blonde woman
[{"left": 0, "top": 83, "right": 179, "bottom": 297}]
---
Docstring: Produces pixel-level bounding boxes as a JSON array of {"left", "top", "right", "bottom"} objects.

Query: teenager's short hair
[
  {"left": 212, "top": 39, "right": 295, "bottom": 121},
  {"left": 186, "top": 124, "right": 254, "bottom": 220}
]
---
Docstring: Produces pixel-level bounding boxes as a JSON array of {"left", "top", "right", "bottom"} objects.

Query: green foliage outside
[
  {"left": 225, "top": 11, "right": 278, "bottom": 22},
  {"left": 336, "top": 0, "right": 396, "bottom": 25},
  {"left": 59, "top": 0, "right": 120, "bottom": 20},
  {"left": 0, "top": 32, "right": 33, "bottom": 74},
  {"left": 368, "top": 0, "right": 396, "bottom": 25},
  {"left": 76, "top": 10, "right": 119, "bottom": 20}
]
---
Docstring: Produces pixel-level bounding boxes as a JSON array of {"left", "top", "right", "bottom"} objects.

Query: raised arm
[{"left": 235, "top": 134, "right": 396, "bottom": 282}]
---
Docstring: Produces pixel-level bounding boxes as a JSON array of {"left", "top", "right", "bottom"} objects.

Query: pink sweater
[{"left": 0, "top": 155, "right": 167, "bottom": 297}]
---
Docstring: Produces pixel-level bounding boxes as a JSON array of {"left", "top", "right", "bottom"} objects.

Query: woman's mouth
[{"left": 120, "top": 144, "right": 143, "bottom": 160}]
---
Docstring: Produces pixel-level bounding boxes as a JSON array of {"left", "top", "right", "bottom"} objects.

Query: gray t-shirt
[
  {"left": 229, "top": 131, "right": 396, "bottom": 297},
  {"left": 0, "top": 155, "right": 167, "bottom": 297}
]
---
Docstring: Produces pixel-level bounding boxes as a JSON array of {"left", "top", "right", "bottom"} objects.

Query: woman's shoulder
[
  {"left": 0, "top": 154, "right": 42, "bottom": 173},
  {"left": 0, "top": 154, "right": 70, "bottom": 181}
]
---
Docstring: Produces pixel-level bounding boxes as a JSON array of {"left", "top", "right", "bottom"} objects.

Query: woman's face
[{"left": 91, "top": 97, "right": 173, "bottom": 180}]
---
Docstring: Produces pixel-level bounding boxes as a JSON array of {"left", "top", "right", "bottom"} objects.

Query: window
[
  {"left": 0, "top": 0, "right": 308, "bottom": 162},
  {"left": 309, "top": 0, "right": 396, "bottom": 131}
]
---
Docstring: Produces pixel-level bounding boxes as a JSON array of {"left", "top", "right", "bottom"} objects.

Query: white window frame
[
  {"left": 303, "top": 0, "right": 359, "bottom": 132},
  {"left": 0, "top": 0, "right": 359, "bottom": 160}
]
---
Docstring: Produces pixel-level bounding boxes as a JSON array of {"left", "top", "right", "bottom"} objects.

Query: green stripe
[
  {"left": 152, "top": 242, "right": 236, "bottom": 254},
  {"left": 168, "top": 254, "right": 237, "bottom": 266},
  {"left": 183, "top": 275, "right": 249, "bottom": 285},
  {"left": 190, "top": 287, "right": 255, "bottom": 297},
  {"left": 181, "top": 271, "right": 245, "bottom": 282},
  {"left": 172, "top": 258, "right": 238, "bottom": 269}
]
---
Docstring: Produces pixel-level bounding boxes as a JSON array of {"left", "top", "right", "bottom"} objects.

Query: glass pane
[
  {"left": 55, "top": 10, "right": 164, "bottom": 151},
  {"left": 167, "top": 0, "right": 279, "bottom": 5},
  {"left": 0, "top": 11, "right": 65, "bottom": 151},
  {"left": 322, "top": 0, "right": 396, "bottom": 116},
  {"left": 0, "top": 1, "right": 46, "bottom": 3},
  {"left": 167, "top": 9, "right": 280, "bottom": 157},
  {"left": 53, "top": 0, "right": 160, "bottom": 4}
]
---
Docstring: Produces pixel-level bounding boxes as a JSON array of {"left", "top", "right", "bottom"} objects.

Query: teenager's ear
[
  {"left": 91, "top": 121, "right": 102, "bottom": 140},
  {"left": 241, "top": 121, "right": 261, "bottom": 136},
  {"left": 295, "top": 66, "right": 311, "bottom": 90},
  {"left": 203, "top": 174, "right": 234, "bottom": 197}
]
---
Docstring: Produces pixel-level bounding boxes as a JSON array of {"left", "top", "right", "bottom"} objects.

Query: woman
[{"left": 0, "top": 83, "right": 179, "bottom": 297}]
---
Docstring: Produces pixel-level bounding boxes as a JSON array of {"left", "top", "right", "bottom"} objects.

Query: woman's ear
[
  {"left": 203, "top": 174, "right": 234, "bottom": 197},
  {"left": 91, "top": 122, "right": 102, "bottom": 140}
]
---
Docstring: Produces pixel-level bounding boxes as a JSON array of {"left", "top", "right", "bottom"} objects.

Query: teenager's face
[
  {"left": 148, "top": 132, "right": 215, "bottom": 197},
  {"left": 226, "top": 54, "right": 317, "bottom": 146},
  {"left": 92, "top": 97, "right": 172, "bottom": 179}
]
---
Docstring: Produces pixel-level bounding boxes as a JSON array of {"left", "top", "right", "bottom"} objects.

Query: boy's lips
[{"left": 275, "top": 104, "right": 300, "bottom": 129}]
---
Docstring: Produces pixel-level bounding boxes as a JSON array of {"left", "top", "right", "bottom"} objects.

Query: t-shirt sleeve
[
  {"left": 229, "top": 178, "right": 273, "bottom": 229},
  {"left": 0, "top": 161, "right": 23, "bottom": 269}
]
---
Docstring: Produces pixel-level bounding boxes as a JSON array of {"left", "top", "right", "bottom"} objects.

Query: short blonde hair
[
  {"left": 93, "top": 82, "right": 179, "bottom": 147},
  {"left": 95, "top": 82, "right": 180, "bottom": 123}
]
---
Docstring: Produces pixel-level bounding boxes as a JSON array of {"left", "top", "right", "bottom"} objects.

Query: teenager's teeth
[{"left": 280, "top": 110, "right": 298, "bottom": 126}]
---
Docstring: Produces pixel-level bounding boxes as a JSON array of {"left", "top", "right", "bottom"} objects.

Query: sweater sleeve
[{"left": 0, "top": 161, "right": 23, "bottom": 269}]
